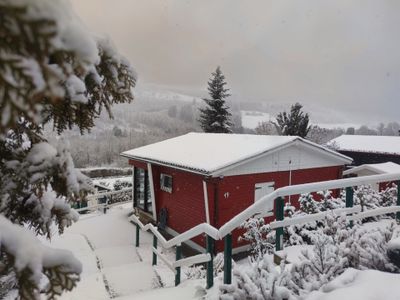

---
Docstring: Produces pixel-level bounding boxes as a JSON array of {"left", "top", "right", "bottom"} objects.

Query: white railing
[
  {"left": 130, "top": 172, "right": 400, "bottom": 288},
  {"left": 269, "top": 205, "right": 362, "bottom": 229}
]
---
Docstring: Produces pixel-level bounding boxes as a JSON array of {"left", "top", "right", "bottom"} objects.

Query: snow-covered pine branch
[{"left": 0, "top": 0, "right": 136, "bottom": 298}]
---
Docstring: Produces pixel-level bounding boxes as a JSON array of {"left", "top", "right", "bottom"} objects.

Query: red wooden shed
[{"left": 121, "top": 133, "right": 352, "bottom": 253}]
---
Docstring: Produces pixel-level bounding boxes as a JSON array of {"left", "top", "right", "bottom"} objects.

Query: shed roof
[
  {"left": 343, "top": 162, "right": 400, "bottom": 176},
  {"left": 328, "top": 135, "right": 400, "bottom": 155},
  {"left": 121, "top": 133, "right": 352, "bottom": 176}
]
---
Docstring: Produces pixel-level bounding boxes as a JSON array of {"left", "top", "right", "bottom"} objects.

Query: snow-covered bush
[
  {"left": 290, "top": 233, "right": 348, "bottom": 295},
  {"left": 240, "top": 217, "right": 273, "bottom": 260},
  {"left": 379, "top": 183, "right": 397, "bottom": 208},
  {"left": 219, "top": 256, "right": 294, "bottom": 300},
  {"left": 354, "top": 185, "right": 381, "bottom": 216},
  {"left": 343, "top": 222, "right": 399, "bottom": 272},
  {"left": 185, "top": 253, "right": 225, "bottom": 280},
  {"left": 0, "top": 0, "right": 136, "bottom": 298},
  {"left": 114, "top": 180, "right": 133, "bottom": 191}
]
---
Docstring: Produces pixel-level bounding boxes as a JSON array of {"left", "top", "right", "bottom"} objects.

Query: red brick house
[{"left": 121, "top": 133, "right": 352, "bottom": 253}]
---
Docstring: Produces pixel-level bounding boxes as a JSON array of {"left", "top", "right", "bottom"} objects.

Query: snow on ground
[
  {"left": 241, "top": 110, "right": 273, "bottom": 129},
  {"left": 306, "top": 268, "right": 400, "bottom": 300},
  {"left": 51, "top": 204, "right": 203, "bottom": 300},
  {"left": 92, "top": 176, "right": 132, "bottom": 191},
  {"left": 49, "top": 204, "right": 400, "bottom": 300}
]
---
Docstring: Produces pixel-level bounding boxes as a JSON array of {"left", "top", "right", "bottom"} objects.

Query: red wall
[
  {"left": 215, "top": 165, "right": 344, "bottom": 251},
  {"left": 129, "top": 159, "right": 212, "bottom": 248},
  {"left": 129, "top": 159, "right": 344, "bottom": 252}
]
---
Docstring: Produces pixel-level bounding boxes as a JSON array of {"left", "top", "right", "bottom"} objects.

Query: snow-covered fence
[
  {"left": 74, "top": 199, "right": 133, "bottom": 213},
  {"left": 75, "top": 188, "right": 133, "bottom": 213},
  {"left": 130, "top": 214, "right": 214, "bottom": 286},
  {"left": 75, "top": 188, "right": 132, "bottom": 213},
  {"left": 130, "top": 172, "right": 400, "bottom": 289}
]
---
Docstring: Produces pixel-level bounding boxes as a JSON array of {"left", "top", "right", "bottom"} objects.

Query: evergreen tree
[
  {"left": 275, "top": 103, "right": 311, "bottom": 138},
  {"left": 0, "top": 1, "right": 136, "bottom": 298},
  {"left": 198, "top": 67, "right": 232, "bottom": 133}
]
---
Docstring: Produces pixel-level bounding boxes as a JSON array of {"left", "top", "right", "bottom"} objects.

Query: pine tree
[
  {"left": 0, "top": 1, "right": 136, "bottom": 298},
  {"left": 275, "top": 103, "right": 311, "bottom": 138},
  {"left": 198, "top": 67, "right": 232, "bottom": 133}
]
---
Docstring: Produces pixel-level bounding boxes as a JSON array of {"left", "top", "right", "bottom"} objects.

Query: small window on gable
[{"left": 160, "top": 173, "right": 173, "bottom": 193}]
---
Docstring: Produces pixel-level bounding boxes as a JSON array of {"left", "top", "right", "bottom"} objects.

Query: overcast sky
[{"left": 71, "top": 0, "right": 400, "bottom": 124}]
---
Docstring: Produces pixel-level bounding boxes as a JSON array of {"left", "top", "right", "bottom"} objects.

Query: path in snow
[
  {"left": 54, "top": 205, "right": 156, "bottom": 299},
  {"left": 52, "top": 204, "right": 204, "bottom": 300}
]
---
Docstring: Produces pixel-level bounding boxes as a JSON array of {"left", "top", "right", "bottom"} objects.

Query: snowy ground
[
  {"left": 49, "top": 204, "right": 400, "bottom": 300},
  {"left": 49, "top": 204, "right": 205, "bottom": 300}
]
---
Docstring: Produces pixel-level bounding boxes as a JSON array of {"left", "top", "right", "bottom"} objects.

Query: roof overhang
[{"left": 121, "top": 136, "right": 353, "bottom": 177}]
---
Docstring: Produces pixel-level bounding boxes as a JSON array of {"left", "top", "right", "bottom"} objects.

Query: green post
[
  {"left": 206, "top": 235, "right": 214, "bottom": 289},
  {"left": 346, "top": 187, "right": 354, "bottom": 227},
  {"left": 223, "top": 233, "right": 232, "bottom": 284},
  {"left": 152, "top": 234, "right": 157, "bottom": 266},
  {"left": 397, "top": 181, "right": 400, "bottom": 221},
  {"left": 135, "top": 223, "right": 140, "bottom": 247},
  {"left": 275, "top": 197, "right": 284, "bottom": 252},
  {"left": 175, "top": 244, "right": 182, "bottom": 286}
]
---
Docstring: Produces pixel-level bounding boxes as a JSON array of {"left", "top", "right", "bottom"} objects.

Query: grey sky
[{"left": 71, "top": 0, "right": 400, "bottom": 123}]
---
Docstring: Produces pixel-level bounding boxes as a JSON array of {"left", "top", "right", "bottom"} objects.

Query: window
[
  {"left": 160, "top": 173, "right": 173, "bottom": 193},
  {"left": 133, "top": 167, "right": 152, "bottom": 213}
]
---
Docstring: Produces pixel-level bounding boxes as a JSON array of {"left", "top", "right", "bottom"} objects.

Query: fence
[
  {"left": 130, "top": 172, "right": 400, "bottom": 289},
  {"left": 75, "top": 188, "right": 133, "bottom": 213}
]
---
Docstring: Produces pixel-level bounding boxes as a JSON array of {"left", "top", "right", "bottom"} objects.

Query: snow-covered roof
[
  {"left": 328, "top": 135, "right": 400, "bottom": 155},
  {"left": 343, "top": 162, "right": 400, "bottom": 176},
  {"left": 121, "top": 133, "right": 351, "bottom": 175}
]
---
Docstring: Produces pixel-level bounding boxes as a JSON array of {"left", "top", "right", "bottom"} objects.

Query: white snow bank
[
  {"left": 306, "top": 268, "right": 400, "bottom": 300},
  {"left": 114, "top": 279, "right": 204, "bottom": 300}
]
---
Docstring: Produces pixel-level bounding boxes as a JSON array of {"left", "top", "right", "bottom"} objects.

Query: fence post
[
  {"left": 346, "top": 187, "right": 354, "bottom": 227},
  {"left": 135, "top": 223, "right": 140, "bottom": 247},
  {"left": 223, "top": 233, "right": 232, "bottom": 284},
  {"left": 175, "top": 244, "right": 182, "bottom": 286},
  {"left": 206, "top": 235, "right": 214, "bottom": 289},
  {"left": 275, "top": 197, "right": 284, "bottom": 252},
  {"left": 152, "top": 234, "right": 158, "bottom": 266},
  {"left": 397, "top": 181, "right": 400, "bottom": 221}
]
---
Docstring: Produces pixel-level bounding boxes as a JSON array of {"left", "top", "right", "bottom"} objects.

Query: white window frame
[{"left": 160, "top": 173, "right": 173, "bottom": 193}]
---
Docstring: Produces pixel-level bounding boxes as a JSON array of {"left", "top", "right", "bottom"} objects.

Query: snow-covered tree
[
  {"left": 0, "top": 0, "right": 136, "bottom": 298},
  {"left": 198, "top": 67, "right": 232, "bottom": 133},
  {"left": 274, "top": 103, "right": 311, "bottom": 138}
]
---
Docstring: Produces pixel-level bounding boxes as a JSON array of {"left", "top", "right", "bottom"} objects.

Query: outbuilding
[
  {"left": 328, "top": 135, "right": 400, "bottom": 166},
  {"left": 121, "top": 133, "right": 352, "bottom": 253},
  {"left": 343, "top": 162, "right": 400, "bottom": 191}
]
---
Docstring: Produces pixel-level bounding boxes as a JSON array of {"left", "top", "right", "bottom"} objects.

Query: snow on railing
[
  {"left": 86, "top": 188, "right": 132, "bottom": 200},
  {"left": 348, "top": 205, "right": 400, "bottom": 221},
  {"left": 130, "top": 214, "right": 219, "bottom": 248},
  {"left": 130, "top": 172, "right": 400, "bottom": 288},
  {"left": 219, "top": 172, "right": 400, "bottom": 237},
  {"left": 269, "top": 205, "right": 362, "bottom": 229},
  {"left": 74, "top": 199, "right": 133, "bottom": 213}
]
